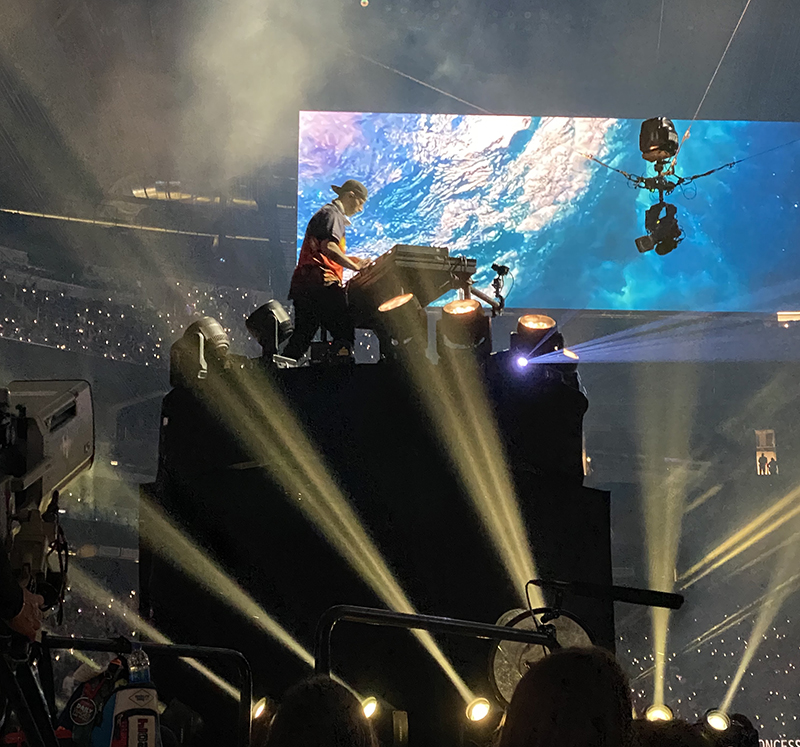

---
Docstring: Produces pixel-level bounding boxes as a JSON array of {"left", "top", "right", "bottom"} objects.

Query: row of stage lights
[
  {"left": 252, "top": 693, "right": 493, "bottom": 726},
  {"left": 255, "top": 694, "right": 755, "bottom": 745},
  {"left": 644, "top": 705, "right": 757, "bottom": 746},
  {"left": 353, "top": 695, "right": 489, "bottom": 725},
  {"left": 377, "top": 291, "right": 579, "bottom": 365}
]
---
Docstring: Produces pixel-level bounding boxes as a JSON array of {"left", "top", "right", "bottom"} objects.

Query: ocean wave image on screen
[{"left": 298, "top": 112, "right": 800, "bottom": 313}]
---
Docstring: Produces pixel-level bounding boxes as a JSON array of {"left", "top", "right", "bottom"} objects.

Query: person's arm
[
  {"left": 319, "top": 240, "right": 366, "bottom": 271},
  {"left": 0, "top": 549, "right": 43, "bottom": 640},
  {"left": 5, "top": 587, "right": 44, "bottom": 640}
]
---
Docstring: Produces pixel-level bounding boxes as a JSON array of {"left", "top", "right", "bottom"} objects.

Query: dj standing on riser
[{"left": 283, "top": 180, "right": 371, "bottom": 361}]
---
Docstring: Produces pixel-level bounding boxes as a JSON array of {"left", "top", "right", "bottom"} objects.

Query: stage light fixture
[
  {"left": 517, "top": 314, "right": 556, "bottom": 334},
  {"left": 437, "top": 298, "right": 491, "bottom": 356},
  {"left": 704, "top": 710, "right": 730, "bottom": 732},
  {"left": 491, "top": 608, "right": 593, "bottom": 706},
  {"left": 515, "top": 355, "right": 529, "bottom": 369},
  {"left": 639, "top": 118, "right": 680, "bottom": 163},
  {"left": 645, "top": 704, "right": 674, "bottom": 722},
  {"left": 445, "top": 298, "right": 481, "bottom": 317},
  {"left": 562, "top": 349, "right": 579, "bottom": 360},
  {"left": 246, "top": 300, "right": 294, "bottom": 358},
  {"left": 378, "top": 293, "right": 415, "bottom": 313},
  {"left": 510, "top": 314, "right": 562, "bottom": 357},
  {"left": 170, "top": 316, "right": 231, "bottom": 387},
  {"left": 362, "top": 696, "right": 379, "bottom": 719},
  {"left": 465, "top": 697, "right": 491, "bottom": 722},
  {"left": 377, "top": 293, "right": 427, "bottom": 357},
  {"left": 253, "top": 697, "right": 268, "bottom": 720}
]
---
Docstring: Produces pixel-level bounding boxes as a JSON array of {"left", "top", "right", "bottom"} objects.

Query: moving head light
[
  {"left": 170, "top": 316, "right": 231, "bottom": 387},
  {"left": 640, "top": 118, "right": 680, "bottom": 163},
  {"left": 246, "top": 300, "right": 294, "bottom": 359}
]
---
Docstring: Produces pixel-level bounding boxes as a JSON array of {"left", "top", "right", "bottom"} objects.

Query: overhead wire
[
  {"left": 669, "top": 0, "right": 756, "bottom": 169},
  {"left": 655, "top": 0, "right": 666, "bottom": 66},
  {"left": 344, "top": 48, "right": 492, "bottom": 114}
]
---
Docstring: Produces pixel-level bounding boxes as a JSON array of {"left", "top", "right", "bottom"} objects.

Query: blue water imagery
[{"left": 298, "top": 112, "right": 800, "bottom": 313}]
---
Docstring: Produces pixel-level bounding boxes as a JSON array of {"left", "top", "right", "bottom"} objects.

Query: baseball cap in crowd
[{"left": 332, "top": 179, "right": 368, "bottom": 200}]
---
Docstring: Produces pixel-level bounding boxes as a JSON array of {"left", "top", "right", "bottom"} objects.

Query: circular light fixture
[
  {"left": 252, "top": 697, "right": 267, "bottom": 720},
  {"left": 645, "top": 704, "right": 674, "bottom": 722},
  {"left": 362, "top": 696, "right": 378, "bottom": 719},
  {"left": 443, "top": 299, "right": 481, "bottom": 317},
  {"left": 512, "top": 314, "right": 561, "bottom": 357},
  {"left": 517, "top": 314, "right": 556, "bottom": 332},
  {"left": 378, "top": 293, "right": 415, "bottom": 313},
  {"left": 490, "top": 608, "right": 594, "bottom": 706},
  {"left": 515, "top": 356, "right": 529, "bottom": 369},
  {"left": 466, "top": 697, "right": 491, "bottom": 722},
  {"left": 705, "top": 710, "right": 730, "bottom": 732}
]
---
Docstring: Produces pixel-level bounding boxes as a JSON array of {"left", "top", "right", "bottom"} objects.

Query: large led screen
[{"left": 298, "top": 112, "right": 800, "bottom": 313}]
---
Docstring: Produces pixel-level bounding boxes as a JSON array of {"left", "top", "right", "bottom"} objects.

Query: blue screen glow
[{"left": 298, "top": 112, "right": 800, "bottom": 313}]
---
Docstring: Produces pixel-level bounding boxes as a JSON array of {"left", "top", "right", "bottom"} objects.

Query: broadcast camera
[
  {"left": 635, "top": 201, "right": 685, "bottom": 256},
  {"left": 1, "top": 380, "right": 94, "bottom": 612}
]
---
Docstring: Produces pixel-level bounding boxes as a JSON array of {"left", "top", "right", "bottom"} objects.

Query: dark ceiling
[{"left": 0, "top": 0, "right": 798, "bottom": 210}]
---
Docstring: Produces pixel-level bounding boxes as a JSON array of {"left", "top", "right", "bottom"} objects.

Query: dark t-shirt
[{"left": 289, "top": 203, "right": 349, "bottom": 294}]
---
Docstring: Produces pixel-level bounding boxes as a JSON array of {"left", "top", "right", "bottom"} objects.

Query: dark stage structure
[{"left": 143, "top": 349, "right": 614, "bottom": 744}]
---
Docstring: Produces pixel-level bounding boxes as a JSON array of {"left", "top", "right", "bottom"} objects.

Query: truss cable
[
  {"left": 344, "top": 47, "right": 492, "bottom": 114},
  {"left": 671, "top": 0, "right": 755, "bottom": 169},
  {"left": 655, "top": 0, "right": 666, "bottom": 65}
]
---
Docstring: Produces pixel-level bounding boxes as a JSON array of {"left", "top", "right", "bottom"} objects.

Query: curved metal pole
[{"left": 314, "top": 604, "right": 558, "bottom": 677}]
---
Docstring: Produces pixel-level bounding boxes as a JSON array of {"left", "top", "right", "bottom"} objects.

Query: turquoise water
[{"left": 298, "top": 112, "right": 800, "bottom": 312}]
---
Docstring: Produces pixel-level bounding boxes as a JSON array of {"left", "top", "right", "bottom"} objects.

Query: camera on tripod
[{"left": 1, "top": 380, "right": 94, "bottom": 611}]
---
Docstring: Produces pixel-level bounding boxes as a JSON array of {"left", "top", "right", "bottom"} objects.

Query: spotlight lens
[
  {"left": 705, "top": 710, "right": 730, "bottom": 732},
  {"left": 645, "top": 704, "right": 674, "bottom": 722},
  {"left": 466, "top": 697, "right": 491, "bottom": 722},
  {"left": 362, "top": 696, "right": 378, "bottom": 719},
  {"left": 443, "top": 299, "right": 481, "bottom": 317},
  {"left": 562, "top": 349, "right": 579, "bottom": 360},
  {"left": 515, "top": 356, "right": 529, "bottom": 368},
  {"left": 253, "top": 697, "right": 267, "bottom": 720},
  {"left": 518, "top": 314, "right": 556, "bottom": 331},
  {"left": 378, "top": 293, "right": 415, "bottom": 313}
]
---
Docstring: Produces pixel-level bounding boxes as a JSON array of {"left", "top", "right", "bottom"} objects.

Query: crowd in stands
[
  {"left": 0, "top": 265, "right": 384, "bottom": 366},
  {"left": 0, "top": 271, "right": 270, "bottom": 365}
]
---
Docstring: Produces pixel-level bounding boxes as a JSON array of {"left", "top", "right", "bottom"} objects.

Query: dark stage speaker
[{"left": 141, "top": 360, "right": 612, "bottom": 745}]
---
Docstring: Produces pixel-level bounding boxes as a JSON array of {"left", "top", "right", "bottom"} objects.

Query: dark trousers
[{"left": 283, "top": 283, "right": 354, "bottom": 360}]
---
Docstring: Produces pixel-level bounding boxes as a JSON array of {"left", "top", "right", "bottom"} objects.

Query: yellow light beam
[
  {"left": 382, "top": 304, "right": 542, "bottom": 609},
  {"left": 437, "top": 349, "right": 543, "bottom": 607},
  {"left": 681, "top": 495, "right": 800, "bottom": 589},
  {"left": 720, "top": 543, "right": 800, "bottom": 713},
  {"left": 680, "top": 484, "right": 800, "bottom": 582},
  {"left": 725, "top": 532, "right": 800, "bottom": 580},
  {"left": 69, "top": 565, "right": 240, "bottom": 700},
  {"left": 192, "top": 369, "right": 475, "bottom": 703},
  {"left": 138, "top": 494, "right": 315, "bottom": 665},
  {"left": 637, "top": 361, "right": 700, "bottom": 707},
  {"left": 684, "top": 484, "right": 723, "bottom": 514},
  {"left": 634, "top": 570, "right": 800, "bottom": 683}
]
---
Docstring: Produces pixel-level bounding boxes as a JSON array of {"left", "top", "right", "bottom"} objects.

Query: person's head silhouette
[{"left": 499, "top": 647, "right": 633, "bottom": 747}]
